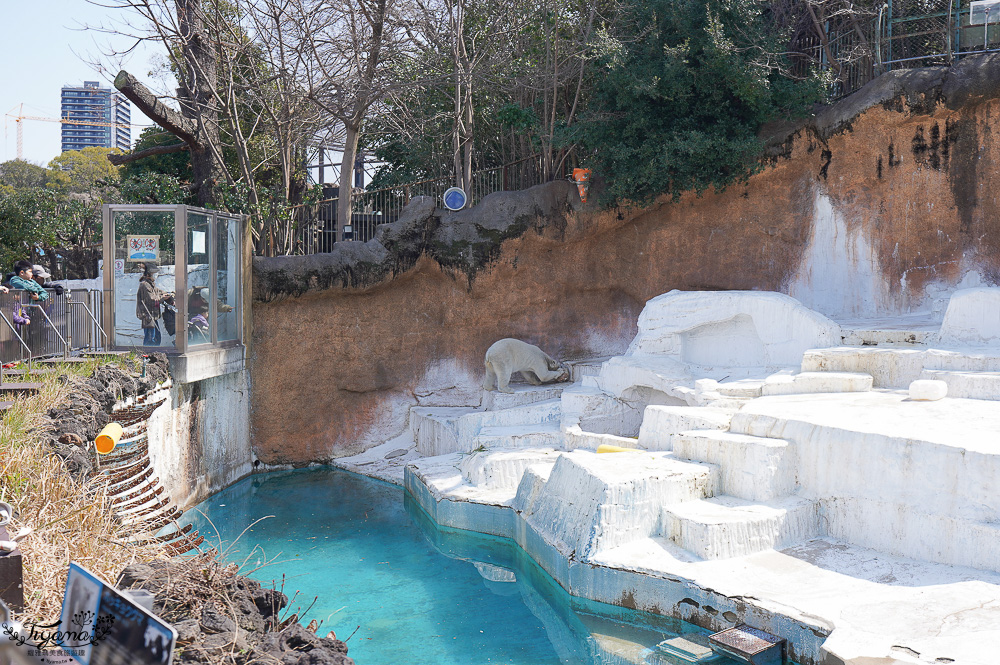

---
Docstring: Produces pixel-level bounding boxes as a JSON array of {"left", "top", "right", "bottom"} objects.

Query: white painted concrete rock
[
  {"left": 626, "top": 290, "right": 841, "bottom": 367},
  {"left": 939, "top": 287, "right": 1000, "bottom": 346},
  {"left": 908, "top": 379, "right": 948, "bottom": 401}
]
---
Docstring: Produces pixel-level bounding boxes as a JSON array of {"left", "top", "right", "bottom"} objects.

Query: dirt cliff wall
[{"left": 251, "top": 55, "right": 1000, "bottom": 464}]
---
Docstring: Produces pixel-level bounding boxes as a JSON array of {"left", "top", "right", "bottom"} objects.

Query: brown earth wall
[{"left": 250, "top": 96, "right": 1000, "bottom": 464}]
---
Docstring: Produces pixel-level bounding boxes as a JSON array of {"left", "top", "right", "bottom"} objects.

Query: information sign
[
  {"left": 126, "top": 236, "right": 159, "bottom": 262},
  {"left": 61, "top": 563, "right": 176, "bottom": 665}
]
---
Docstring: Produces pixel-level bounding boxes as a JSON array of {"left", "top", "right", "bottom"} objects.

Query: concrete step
[
  {"left": 0, "top": 382, "right": 42, "bottom": 395},
  {"left": 513, "top": 451, "right": 720, "bottom": 558},
  {"left": 637, "top": 405, "right": 734, "bottom": 451},
  {"left": 412, "top": 400, "right": 562, "bottom": 456},
  {"left": 760, "top": 371, "right": 872, "bottom": 396},
  {"left": 672, "top": 430, "right": 796, "bottom": 501},
  {"left": 481, "top": 384, "right": 566, "bottom": 411},
  {"left": 560, "top": 384, "right": 645, "bottom": 436},
  {"left": 920, "top": 369, "right": 1000, "bottom": 400},
  {"left": 663, "top": 495, "right": 819, "bottom": 560},
  {"left": 565, "top": 357, "right": 612, "bottom": 382},
  {"left": 473, "top": 423, "right": 564, "bottom": 449},
  {"left": 459, "top": 447, "right": 561, "bottom": 491}
]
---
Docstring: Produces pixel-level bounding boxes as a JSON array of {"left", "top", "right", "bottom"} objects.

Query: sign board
[
  {"left": 60, "top": 563, "right": 176, "bottom": 665},
  {"left": 126, "top": 236, "right": 159, "bottom": 262},
  {"left": 443, "top": 187, "right": 468, "bottom": 211},
  {"left": 971, "top": 0, "right": 1000, "bottom": 23},
  {"left": 114, "top": 260, "right": 125, "bottom": 276}
]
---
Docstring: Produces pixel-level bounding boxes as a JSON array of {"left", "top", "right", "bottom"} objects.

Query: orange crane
[{"left": 5, "top": 104, "right": 138, "bottom": 160}]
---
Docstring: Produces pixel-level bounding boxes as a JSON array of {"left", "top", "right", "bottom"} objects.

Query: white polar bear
[{"left": 483, "top": 338, "right": 570, "bottom": 394}]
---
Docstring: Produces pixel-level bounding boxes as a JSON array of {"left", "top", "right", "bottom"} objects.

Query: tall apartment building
[{"left": 60, "top": 81, "right": 131, "bottom": 153}]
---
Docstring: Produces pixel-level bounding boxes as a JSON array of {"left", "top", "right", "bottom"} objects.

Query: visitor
[
  {"left": 136, "top": 263, "right": 167, "bottom": 346},
  {"left": 9, "top": 261, "right": 49, "bottom": 302},
  {"left": 31, "top": 264, "right": 64, "bottom": 296}
]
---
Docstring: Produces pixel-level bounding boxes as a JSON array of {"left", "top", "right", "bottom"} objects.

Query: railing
[
  {"left": 788, "top": 0, "right": 1000, "bottom": 99},
  {"left": 0, "top": 289, "right": 106, "bottom": 366},
  {"left": 288, "top": 154, "right": 552, "bottom": 255}
]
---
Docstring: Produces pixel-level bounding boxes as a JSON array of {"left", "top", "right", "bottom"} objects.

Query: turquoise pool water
[{"left": 182, "top": 468, "right": 742, "bottom": 664}]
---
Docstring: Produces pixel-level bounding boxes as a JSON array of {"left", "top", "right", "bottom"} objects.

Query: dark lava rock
[{"left": 119, "top": 557, "right": 354, "bottom": 665}]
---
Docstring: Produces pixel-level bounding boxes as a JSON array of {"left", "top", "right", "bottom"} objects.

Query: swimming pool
[{"left": 182, "top": 467, "right": 743, "bottom": 664}]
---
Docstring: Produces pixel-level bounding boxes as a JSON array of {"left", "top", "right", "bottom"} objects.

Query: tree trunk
[
  {"left": 177, "top": 0, "right": 226, "bottom": 208},
  {"left": 337, "top": 123, "right": 361, "bottom": 241}
]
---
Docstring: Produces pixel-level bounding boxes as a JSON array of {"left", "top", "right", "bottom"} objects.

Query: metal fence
[
  {"left": 789, "top": 0, "right": 1000, "bottom": 99},
  {"left": 290, "top": 154, "right": 551, "bottom": 255},
  {"left": 0, "top": 289, "right": 106, "bottom": 366},
  {"left": 878, "top": 0, "right": 1000, "bottom": 69}
]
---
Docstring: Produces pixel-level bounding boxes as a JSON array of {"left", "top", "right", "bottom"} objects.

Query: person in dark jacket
[{"left": 136, "top": 263, "right": 166, "bottom": 346}]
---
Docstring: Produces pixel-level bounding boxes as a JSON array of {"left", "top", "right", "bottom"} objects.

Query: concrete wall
[
  {"left": 250, "top": 58, "right": 1000, "bottom": 465},
  {"left": 146, "top": 369, "right": 253, "bottom": 510}
]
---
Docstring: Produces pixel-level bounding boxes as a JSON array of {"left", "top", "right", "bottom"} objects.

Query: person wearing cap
[
  {"left": 8, "top": 260, "right": 49, "bottom": 302},
  {"left": 31, "top": 264, "right": 64, "bottom": 296},
  {"left": 136, "top": 263, "right": 167, "bottom": 346}
]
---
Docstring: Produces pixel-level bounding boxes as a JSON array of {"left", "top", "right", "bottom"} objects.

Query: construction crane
[{"left": 5, "top": 104, "right": 137, "bottom": 160}]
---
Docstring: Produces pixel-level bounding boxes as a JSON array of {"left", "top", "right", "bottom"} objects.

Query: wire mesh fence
[{"left": 0, "top": 289, "right": 106, "bottom": 365}]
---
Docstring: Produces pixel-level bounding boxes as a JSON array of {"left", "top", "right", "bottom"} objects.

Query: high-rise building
[{"left": 60, "top": 81, "right": 131, "bottom": 153}]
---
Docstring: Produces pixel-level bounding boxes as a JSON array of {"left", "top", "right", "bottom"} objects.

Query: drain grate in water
[{"left": 709, "top": 625, "right": 784, "bottom": 664}]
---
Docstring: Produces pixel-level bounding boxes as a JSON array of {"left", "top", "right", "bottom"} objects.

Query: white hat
[{"left": 32, "top": 265, "right": 51, "bottom": 279}]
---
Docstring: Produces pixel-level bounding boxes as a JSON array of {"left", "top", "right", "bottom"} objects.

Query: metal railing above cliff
[
  {"left": 272, "top": 154, "right": 553, "bottom": 256},
  {"left": 789, "top": 0, "right": 1000, "bottom": 99}
]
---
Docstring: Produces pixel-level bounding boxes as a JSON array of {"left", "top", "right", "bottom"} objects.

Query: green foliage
[
  {"left": 46, "top": 148, "right": 121, "bottom": 195},
  {"left": 0, "top": 188, "right": 67, "bottom": 272},
  {"left": 120, "top": 126, "right": 193, "bottom": 182},
  {"left": 0, "top": 160, "right": 50, "bottom": 192},
  {"left": 578, "top": 0, "right": 825, "bottom": 205},
  {"left": 116, "top": 172, "right": 191, "bottom": 205}
]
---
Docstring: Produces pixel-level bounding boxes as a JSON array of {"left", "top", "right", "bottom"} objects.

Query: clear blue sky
[{"left": 0, "top": 1, "right": 169, "bottom": 165}]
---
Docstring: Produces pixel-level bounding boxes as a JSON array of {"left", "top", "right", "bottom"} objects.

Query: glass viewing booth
[{"left": 102, "top": 205, "right": 247, "bottom": 381}]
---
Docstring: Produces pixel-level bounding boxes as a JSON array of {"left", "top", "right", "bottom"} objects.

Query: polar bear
[{"left": 483, "top": 338, "right": 570, "bottom": 393}]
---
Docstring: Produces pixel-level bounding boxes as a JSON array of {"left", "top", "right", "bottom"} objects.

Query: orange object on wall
[{"left": 573, "top": 168, "right": 591, "bottom": 202}]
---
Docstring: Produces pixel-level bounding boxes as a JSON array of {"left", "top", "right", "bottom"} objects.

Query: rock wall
[{"left": 251, "top": 54, "right": 1000, "bottom": 464}]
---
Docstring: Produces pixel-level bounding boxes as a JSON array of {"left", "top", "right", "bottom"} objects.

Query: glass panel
[
  {"left": 112, "top": 210, "right": 178, "bottom": 349},
  {"left": 186, "top": 212, "right": 213, "bottom": 347},
  {"left": 216, "top": 217, "right": 240, "bottom": 342}
]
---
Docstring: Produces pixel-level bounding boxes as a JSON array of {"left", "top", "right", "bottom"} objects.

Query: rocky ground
[
  {"left": 119, "top": 556, "right": 354, "bottom": 665},
  {"left": 42, "top": 353, "right": 169, "bottom": 480}
]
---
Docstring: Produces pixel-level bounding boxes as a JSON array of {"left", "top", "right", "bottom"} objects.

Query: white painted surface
[
  {"left": 627, "top": 290, "right": 841, "bottom": 367},
  {"left": 908, "top": 379, "right": 948, "bottom": 400},
  {"left": 939, "top": 287, "right": 1000, "bottom": 346},
  {"left": 787, "top": 192, "right": 893, "bottom": 319}
]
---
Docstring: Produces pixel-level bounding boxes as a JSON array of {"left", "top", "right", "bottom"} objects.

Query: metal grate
[{"left": 710, "top": 625, "right": 783, "bottom": 656}]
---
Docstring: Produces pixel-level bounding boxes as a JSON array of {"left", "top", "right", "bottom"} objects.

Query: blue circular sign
[{"left": 443, "top": 187, "right": 468, "bottom": 211}]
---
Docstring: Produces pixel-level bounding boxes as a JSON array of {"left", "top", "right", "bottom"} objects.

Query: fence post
[{"left": 63, "top": 294, "right": 71, "bottom": 359}]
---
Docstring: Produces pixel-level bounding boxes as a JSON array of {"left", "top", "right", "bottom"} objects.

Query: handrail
[
  {"left": 66, "top": 297, "right": 109, "bottom": 351},
  {"left": 0, "top": 311, "right": 33, "bottom": 387},
  {"left": 23, "top": 303, "right": 69, "bottom": 359}
]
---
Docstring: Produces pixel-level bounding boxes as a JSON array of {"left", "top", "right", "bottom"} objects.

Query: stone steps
[
  {"left": 458, "top": 448, "right": 561, "bottom": 492},
  {"left": 411, "top": 399, "right": 562, "bottom": 456},
  {"left": 513, "top": 451, "right": 719, "bottom": 559},
  {"left": 920, "top": 369, "right": 1000, "bottom": 400},
  {"left": 481, "top": 384, "right": 567, "bottom": 411},
  {"left": 672, "top": 430, "right": 796, "bottom": 502},
  {"left": 473, "top": 423, "right": 564, "bottom": 450},
  {"left": 663, "top": 495, "right": 820, "bottom": 560},
  {"left": 636, "top": 405, "right": 734, "bottom": 451},
  {"left": 759, "top": 371, "right": 872, "bottom": 396}
]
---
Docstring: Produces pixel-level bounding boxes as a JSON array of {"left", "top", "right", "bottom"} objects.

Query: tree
[
  {"left": 47, "top": 148, "right": 121, "bottom": 195},
  {"left": 578, "top": 0, "right": 824, "bottom": 205},
  {"left": 0, "top": 160, "right": 50, "bottom": 193}
]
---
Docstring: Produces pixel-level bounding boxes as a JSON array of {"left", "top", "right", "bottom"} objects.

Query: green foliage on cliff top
[{"left": 579, "top": 0, "right": 825, "bottom": 205}]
